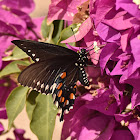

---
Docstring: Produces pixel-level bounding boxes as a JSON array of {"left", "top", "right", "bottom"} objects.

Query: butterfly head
[{"left": 77, "top": 49, "right": 88, "bottom": 67}]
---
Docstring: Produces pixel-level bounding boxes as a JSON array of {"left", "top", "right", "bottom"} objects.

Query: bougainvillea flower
[
  {"left": 0, "top": 0, "right": 35, "bottom": 14},
  {"left": 111, "top": 32, "right": 140, "bottom": 88},
  {"left": 116, "top": 0, "right": 140, "bottom": 19},
  {"left": 7, "top": 129, "right": 30, "bottom": 140},
  {"left": 85, "top": 89, "right": 118, "bottom": 116},
  {"left": 78, "top": 114, "right": 115, "bottom": 140},
  {"left": 61, "top": 94, "right": 117, "bottom": 140},
  {"left": 102, "top": 10, "right": 133, "bottom": 31},
  {"left": 0, "top": 1, "right": 43, "bottom": 68},
  {"left": 47, "top": 0, "right": 88, "bottom": 24},
  {"left": 115, "top": 105, "right": 140, "bottom": 140}
]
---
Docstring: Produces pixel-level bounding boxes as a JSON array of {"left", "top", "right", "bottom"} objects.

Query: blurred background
[{"left": 0, "top": 0, "right": 63, "bottom": 139}]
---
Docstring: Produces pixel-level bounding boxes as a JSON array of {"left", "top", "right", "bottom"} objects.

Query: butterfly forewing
[{"left": 11, "top": 40, "right": 79, "bottom": 62}]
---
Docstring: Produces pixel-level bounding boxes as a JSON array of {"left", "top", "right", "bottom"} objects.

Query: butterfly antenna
[
  {"left": 71, "top": 27, "right": 77, "bottom": 42},
  {"left": 71, "top": 27, "right": 81, "bottom": 50},
  {"left": 86, "top": 44, "right": 105, "bottom": 54},
  {"left": 86, "top": 42, "right": 94, "bottom": 49}
]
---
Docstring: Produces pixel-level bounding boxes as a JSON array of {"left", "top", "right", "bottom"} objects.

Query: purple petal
[
  {"left": 96, "top": 22, "right": 121, "bottom": 43},
  {"left": 0, "top": 8, "right": 27, "bottom": 35},
  {"left": 13, "top": 129, "right": 30, "bottom": 140},
  {"left": 25, "top": 17, "right": 44, "bottom": 40},
  {"left": 130, "top": 33, "right": 140, "bottom": 73},
  {"left": 0, "top": 76, "right": 17, "bottom": 108},
  {"left": 0, "top": 0, "right": 35, "bottom": 14},
  {"left": 110, "top": 129, "right": 134, "bottom": 140},
  {"left": 131, "top": 88, "right": 140, "bottom": 107},
  {"left": 109, "top": 78, "right": 125, "bottom": 106},
  {"left": 116, "top": 0, "right": 140, "bottom": 19},
  {"left": 90, "top": 0, "right": 115, "bottom": 26},
  {"left": 0, "top": 35, "right": 17, "bottom": 57},
  {"left": 103, "top": 11, "right": 133, "bottom": 30},
  {"left": 0, "top": 108, "right": 7, "bottom": 119},
  {"left": 47, "top": 0, "right": 88, "bottom": 23},
  {"left": 115, "top": 114, "right": 132, "bottom": 123},
  {"left": 79, "top": 116, "right": 115, "bottom": 140},
  {"left": 100, "top": 43, "right": 119, "bottom": 73},
  {"left": 10, "top": 9, "right": 34, "bottom": 28},
  {"left": 85, "top": 89, "right": 118, "bottom": 116},
  {"left": 128, "top": 120, "right": 140, "bottom": 140},
  {"left": 121, "top": 28, "right": 134, "bottom": 52}
]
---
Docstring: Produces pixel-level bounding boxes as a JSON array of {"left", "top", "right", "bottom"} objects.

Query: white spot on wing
[
  {"left": 55, "top": 102, "right": 59, "bottom": 108},
  {"left": 37, "top": 81, "right": 40, "bottom": 86},
  {"left": 28, "top": 50, "right": 31, "bottom": 52},
  {"left": 45, "top": 85, "right": 49, "bottom": 91},
  {"left": 41, "top": 83, "right": 44, "bottom": 88},
  {"left": 34, "top": 88, "right": 37, "bottom": 90},
  {"left": 32, "top": 53, "right": 35, "bottom": 57},
  {"left": 66, "top": 100, "right": 69, "bottom": 105},
  {"left": 52, "top": 94, "right": 56, "bottom": 101},
  {"left": 69, "top": 106, "right": 73, "bottom": 110},
  {"left": 36, "top": 58, "right": 39, "bottom": 62}
]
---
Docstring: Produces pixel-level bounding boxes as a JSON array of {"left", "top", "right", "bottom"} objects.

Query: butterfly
[{"left": 11, "top": 40, "right": 90, "bottom": 121}]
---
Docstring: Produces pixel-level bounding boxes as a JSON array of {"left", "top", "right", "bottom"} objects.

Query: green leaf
[
  {"left": 30, "top": 94, "right": 58, "bottom": 140},
  {"left": 26, "top": 90, "right": 39, "bottom": 120},
  {"left": 52, "top": 20, "right": 64, "bottom": 44},
  {"left": 2, "top": 47, "right": 28, "bottom": 61},
  {"left": 0, "top": 60, "right": 30, "bottom": 78},
  {"left": 58, "top": 23, "right": 80, "bottom": 46},
  {"left": 6, "top": 86, "right": 29, "bottom": 129}
]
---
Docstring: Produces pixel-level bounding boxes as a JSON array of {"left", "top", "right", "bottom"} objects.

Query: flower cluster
[
  {"left": 0, "top": 0, "right": 43, "bottom": 139},
  {"left": 48, "top": 0, "right": 140, "bottom": 139},
  {"left": 0, "top": 0, "right": 43, "bottom": 68}
]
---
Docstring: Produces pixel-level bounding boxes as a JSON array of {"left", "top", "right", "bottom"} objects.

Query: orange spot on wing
[
  {"left": 57, "top": 90, "right": 62, "bottom": 97},
  {"left": 70, "top": 93, "right": 74, "bottom": 99},
  {"left": 60, "top": 97, "right": 65, "bottom": 103},
  {"left": 60, "top": 72, "right": 66, "bottom": 79},
  {"left": 74, "top": 85, "right": 77, "bottom": 88},
  {"left": 57, "top": 83, "right": 63, "bottom": 89},
  {"left": 64, "top": 100, "right": 69, "bottom": 106}
]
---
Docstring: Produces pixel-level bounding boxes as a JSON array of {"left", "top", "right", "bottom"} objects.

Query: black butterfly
[{"left": 11, "top": 40, "right": 89, "bottom": 121}]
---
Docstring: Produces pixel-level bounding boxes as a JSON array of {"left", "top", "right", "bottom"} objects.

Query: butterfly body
[{"left": 12, "top": 40, "right": 89, "bottom": 121}]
